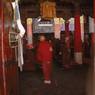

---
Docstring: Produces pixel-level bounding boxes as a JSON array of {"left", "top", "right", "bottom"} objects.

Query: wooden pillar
[
  {"left": 90, "top": 0, "right": 95, "bottom": 94},
  {"left": 65, "top": 21, "right": 70, "bottom": 49},
  {"left": 86, "top": 22, "right": 95, "bottom": 95},
  {"left": 90, "top": 33, "right": 95, "bottom": 95},
  {"left": 63, "top": 21, "right": 71, "bottom": 68},
  {"left": 86, "top": 0, "right": 95, "bottom": 95}
]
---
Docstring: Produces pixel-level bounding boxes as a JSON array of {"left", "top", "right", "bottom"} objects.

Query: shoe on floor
[{"left": 44, "top": 80, "right": 51, "bottom": 84}]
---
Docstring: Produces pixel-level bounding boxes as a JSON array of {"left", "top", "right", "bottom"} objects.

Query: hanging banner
[
  {"left": 68, "top": 18, "right": 75, "bottom": 32},
  {"left": 89, "top": 17, "right": 95, "bottom": 33},
  {"left": 18, "top": 37, "right": 24, "bottom": 71},
  {"left": 54, "top": 18, "right": 60, "bottom": 24},
  {"left": 12, "top": 1, "right": 25, "bottom": 38},
  {"left": 80, "top": 15, "right": 84, "bottom": 42},
  {"left": 60, "top": 18, "right": 65, "bottom": 31},
  {"left": 33, "top": 18, "right": 54, "bottom": 33},
  {"left": 54, "top": 18, "right": 61, "bottom": 39},
  {"left": 27, "top": 18, "right": 33, "bottom": 49},
  {"left": 12, "top": 0, "right": 25, "bottom": 71},
  {"left": 54, "top": 24, "right": 61, "bottom": 39}
]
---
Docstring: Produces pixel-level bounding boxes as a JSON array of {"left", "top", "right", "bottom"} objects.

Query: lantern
[{"left": 40, "top": 1, "right": 56, "bottom": 20}]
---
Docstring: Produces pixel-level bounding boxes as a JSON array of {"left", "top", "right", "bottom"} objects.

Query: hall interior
[{"left": 0, "top": 0, "right": 94, "bottom": 95}]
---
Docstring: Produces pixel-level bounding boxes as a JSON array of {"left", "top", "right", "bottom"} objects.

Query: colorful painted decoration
[
  {"left": 27, "top": 18, "right": 33, "bottom": 49},
  {"left": 54, "top": 18, "right": 61, "bottom": 39}
]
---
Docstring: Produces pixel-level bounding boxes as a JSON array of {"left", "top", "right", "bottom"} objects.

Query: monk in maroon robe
[{"left": 37, "top": 35, "right": 53, "bottom": 84}]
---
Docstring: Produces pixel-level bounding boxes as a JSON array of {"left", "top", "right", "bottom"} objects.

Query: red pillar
[
  {"left": 92, "top": 0, "right": 95, "bottom": 49},
  {"left": 86, "top": 1, "right": 95, "bottom": 95},
  {"left": 74, "top": 9, "right": 82, "bottom": 64}
]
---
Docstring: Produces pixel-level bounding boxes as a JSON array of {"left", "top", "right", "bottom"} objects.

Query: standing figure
[
  {"left": 84, "top": 34, "right": 91, "bottom": 58},
  {"left": 37, "top": 35, "right": 53, "bottom": 84}
]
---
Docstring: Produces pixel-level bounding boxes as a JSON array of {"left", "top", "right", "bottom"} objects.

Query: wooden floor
[{"left": 19, "top": 64, "right": 89, "bottom": 95}]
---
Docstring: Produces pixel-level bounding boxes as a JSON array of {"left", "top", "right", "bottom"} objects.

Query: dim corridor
[{"left": 19, "top": 64, "right": 89, "bottom": 95}]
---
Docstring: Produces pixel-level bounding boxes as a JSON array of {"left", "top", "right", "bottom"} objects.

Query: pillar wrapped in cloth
[
  {"left": 27, "top": 18, "right": 33, "bottom": 49},
  {"left": 74, "top": 12, "right": 82, "bottom": 64},
  {"left": 86, "top": 0, "right": 95, "bottom": 95}
]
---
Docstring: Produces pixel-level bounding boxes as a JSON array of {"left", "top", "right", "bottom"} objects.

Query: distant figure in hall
[
  {"left": 36, "top": 35, "right": 53, "bottom": 84},
  {"left": 84, "top": 34, "right": 91, "bottom": 58}
]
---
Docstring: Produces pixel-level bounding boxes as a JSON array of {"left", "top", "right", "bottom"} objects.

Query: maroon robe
[
  {"left": 37, "top": 41, "right": 52, "bottom": 81},
  {"left": 37, "top": 41, "right": 52, "bottom": 62}
]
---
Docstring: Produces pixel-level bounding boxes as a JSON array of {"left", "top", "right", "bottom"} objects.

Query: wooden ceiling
[
  {"left": 19, "top": 0, "right": 93, "bottom": 20},
  {"left": 20, "top": 0, "right": 92, "bottom": 8}
]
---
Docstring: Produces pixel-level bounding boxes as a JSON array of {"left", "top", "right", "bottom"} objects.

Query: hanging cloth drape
[
  {"left": 54, "top": 18, "right": 61, "bottom": 39},
  {"left": 12, "top": 1, "right": 25, "bottom": 38},
  {"left": 27, "top": 18, "right": 33, "bottom": 49},
  {"left": 80, "top": 15, "right": 84, "bottom": 42},
  {"left": 12, "top": 0, "right": 25, "bottom": 71},
  {"left": 68, "top": 18, "right": 75, "bottom": 32},
  {"left": 18, "top": 37, "right": 24, "bottom": 71},
  {"left": 89, "top": 17, "right": 95, "bottom": 33},
  {"left": 60, "top": 18, "right": 65, "bottom": 31}
]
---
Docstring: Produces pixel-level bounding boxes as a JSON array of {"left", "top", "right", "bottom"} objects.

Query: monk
[{"left": 37, "top": 35, "right": 53, "bottom": 84}]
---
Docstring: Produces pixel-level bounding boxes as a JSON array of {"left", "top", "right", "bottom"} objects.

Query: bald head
[{"left": 39, "top": 35, "right": 46, "bottom": 42}]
